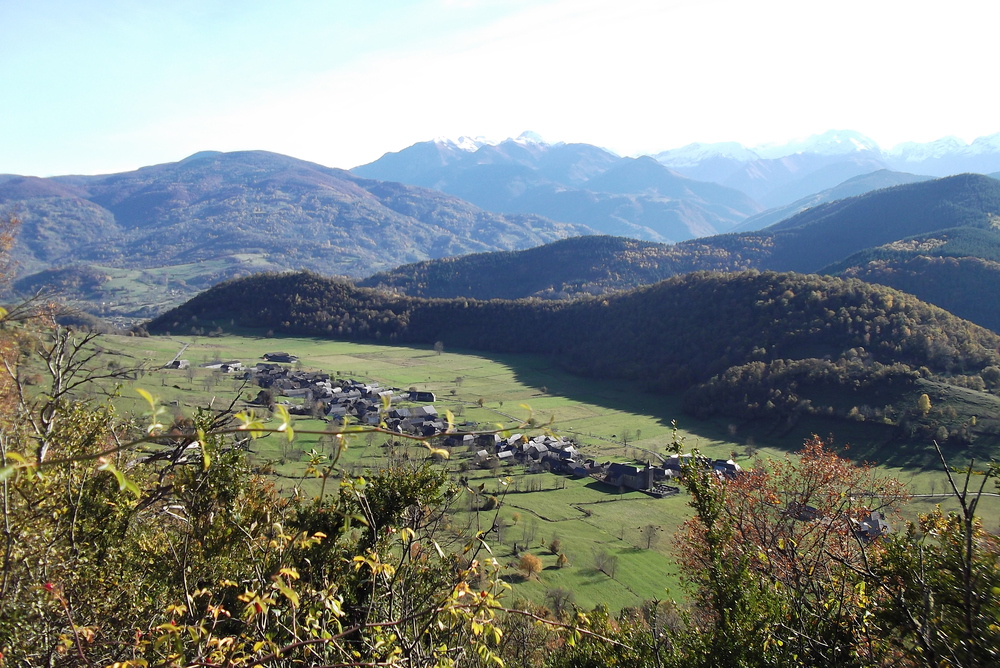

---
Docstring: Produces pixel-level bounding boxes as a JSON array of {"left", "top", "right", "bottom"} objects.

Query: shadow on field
[
  {"left": 225, "top": 334, "right": 1000, "bottom": 471},
  {"left": 470, "top": 349, "right": 995, "bottom": 470}
]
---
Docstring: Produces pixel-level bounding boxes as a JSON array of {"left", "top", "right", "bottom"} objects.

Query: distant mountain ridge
[
  {"left": 359, "top": 174, "right": 1000, "bottom": 334},
  {"left": 672, "top": 173, "right": 1000, "bottom": 275},
  {"left": 731, "top": 170, "right": 933, "bottom": 233},
  {"left": 0, "top": 149, "right": 591, "bottom": 282},
  {"left": 651, "top": 129, "right": 1000, "bottom": 207},
  {"left": 357, "top": 235, "right": 680, "bottom": 300},
  {"left": 355, "top": 130, "right": 1000, "bottom": 233},
  {"left": 353, "top": 135, "right": 762, "bottom": 243}
]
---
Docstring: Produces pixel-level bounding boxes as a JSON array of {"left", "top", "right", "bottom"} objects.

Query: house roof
[{"left": 608, "top": 463, "right": 643, "bottom": 476}]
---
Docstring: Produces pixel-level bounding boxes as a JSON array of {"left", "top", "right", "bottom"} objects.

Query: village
[
  {"left": 168, "top": 351, "right": 748, "bottom": 499},
  {"left": 162, "top": 349, "right": 891, "bottom": 546}
]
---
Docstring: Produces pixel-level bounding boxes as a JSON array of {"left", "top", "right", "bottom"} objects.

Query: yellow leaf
[
  {"left": 136, "top": 388, "right": 155, "bottom": 408},
  {"left": 4, "top": 451, "right": 29, "bottom": 466}
]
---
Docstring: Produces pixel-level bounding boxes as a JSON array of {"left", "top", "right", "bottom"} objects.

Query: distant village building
[
  {"left": 854, "top": 511, "right": 891, "bottom": 541},
  {"left": 604, "top": 463, "right": 655, "bottom": 491},
  {"left": 200, "top": 360, "right": 244, "bottom": 372},
  {"left": 712, "top": 458, "right": 742, "bottom": 478},
  {"left": 787, "top": 502, "right": 822, "bottom": 522},
  {"left": 263, "top": 352, "right": 298, "bottom": 363}
]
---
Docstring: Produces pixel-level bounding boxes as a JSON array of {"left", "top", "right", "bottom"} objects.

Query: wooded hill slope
[
  {"left": 148, "top": 270, "right": 1000, "bottom": 449},
  {"left": 356, "top": 235, "right": 682, "bottom": 299},
  {"left": 730, "top": 169, "right": 932, "bottom": 232},
  {"left": 727, "top": 173, "right": 1000, "bottom": 273},
  {"left": 359, "top": 174, "right": 1000, "bottom": 335}
]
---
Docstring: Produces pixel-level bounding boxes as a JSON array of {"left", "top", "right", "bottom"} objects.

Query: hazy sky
[{"left": 3, "top": 0, "right": 999, "bottom": 176}]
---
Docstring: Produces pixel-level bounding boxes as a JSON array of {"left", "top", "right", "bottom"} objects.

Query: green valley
[{"left": 91, "top": 332, "right": 1000, "bottom": 614}]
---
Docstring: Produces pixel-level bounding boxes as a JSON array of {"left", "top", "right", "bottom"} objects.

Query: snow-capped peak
[
  {"left": 886, "top": 132, "right": 1000, "bottom": 162},
  {"left": 651, "top": 141, "right": 759, "bottom": 167},
  {"left": 431, "top": 132, "right": 549, "bottom": 151},
  {"left": 968, "top": 132, "right": 1000, "bottom": 154},
  {"left": 885, "top": 136, "right": 965, "bottom": 161},
  {"left": 512, "top": 130, "right": 546, "bottom": 145},
  {"left": 432, "top": 135, "right": 498, "bottom": 152},
  {"left": 753, "top": 129, "right": 881, "bottom": 159}
]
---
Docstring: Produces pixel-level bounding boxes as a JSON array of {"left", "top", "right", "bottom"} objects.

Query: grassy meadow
[
  {"left": 91, "top": 332, "right": 1000, "bottom": 611},
  {"left": 55, "top": 254, "right": 278, "bottom": 324}
]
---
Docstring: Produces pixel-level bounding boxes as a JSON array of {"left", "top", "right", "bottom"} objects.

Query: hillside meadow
[{"left": 93, "top": 332, "right": 1000, "bottom": 611}]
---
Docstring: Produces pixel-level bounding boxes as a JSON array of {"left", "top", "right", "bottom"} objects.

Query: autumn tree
[
  {"left": 868, "top": 442, "right": 1000, "bottom": 667},
  {"left": 675, "top": 435, "right": 909, "bottom": 666},
  {"left": 518, "top": 553, "right": 542, "bottom": 580},
  {"left": 0, "top": 337, "right": 530, "bottom": 668}
]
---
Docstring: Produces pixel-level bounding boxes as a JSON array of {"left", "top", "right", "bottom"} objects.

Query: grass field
[
  {"left": 56, "top": 254, "right": 279, "bottom": 325},
  {"left": 91, "top": 332, "right": 1000, "bottom": 611}
]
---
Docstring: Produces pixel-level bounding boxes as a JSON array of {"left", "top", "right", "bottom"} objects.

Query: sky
[{"left": 2, "top": 0, "right": 999, "bottom": 176}]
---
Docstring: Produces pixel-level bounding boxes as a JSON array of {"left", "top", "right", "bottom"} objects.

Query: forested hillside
[
  {"left": 2, "top": 150, "right": 589, "bottom": 278},
  {"left": 149, "top": 270, "right": 1000, "bottom": 443},
  {"left": 731, "top": 169, "right": 932, "bottom": 232},
  {"left": 359, "top": 175, "right": 1000, "bottom": 337},
  {"left": 822, "top": 226, "right": 1000, "bottom": 272},
  {"left": 669, "top": 173, "right": 1000, "bottom": 274},
  {"left": 838, "top": 255, "right": 1000, "bottom": 332},
  {"left": 357, "top": 235, "right": 681, "bottom": 299}
]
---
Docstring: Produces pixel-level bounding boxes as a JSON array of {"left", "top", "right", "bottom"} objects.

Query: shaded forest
[{"left": 148, "top": 270, "right": 1000, "bottom": 431}]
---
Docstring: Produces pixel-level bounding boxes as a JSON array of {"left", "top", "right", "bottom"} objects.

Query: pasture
[{"left": 92, "top": 332, "right": 1000, "bottom": 611}]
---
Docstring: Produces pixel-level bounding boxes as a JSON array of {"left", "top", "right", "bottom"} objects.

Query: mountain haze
[
  {"left": 731, "top": 170, "right": 933, "bottom": 233},
  {"left": 652, "top": 129, "right": 1000, "bottom": 207},
  {"left": 353, "top": 135, "right": 762, "bottom": 242}
]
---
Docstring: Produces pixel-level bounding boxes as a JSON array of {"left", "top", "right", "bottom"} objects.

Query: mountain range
[
  {"left": 0, "top": 150, "right": 591, "bottom": 300},
  {"left": 653, "top": 129, "right": 1000, "bottom": 207},
  {"left": 352, "top": 133, "right": 762, "bottom": 243},
  {"left": 355, "top": 130, "right": 1000, "bottom": 238},
  {"left": 7, "top": 130, "right": 1000, "bottom": 324},
  {"left": 9, "top": 132, "right": 1000, "bottom": 450}
]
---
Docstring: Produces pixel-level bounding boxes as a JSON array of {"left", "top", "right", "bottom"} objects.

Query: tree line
[{"left": 147, "top": 269, "right": 1000, "bottom": 427}]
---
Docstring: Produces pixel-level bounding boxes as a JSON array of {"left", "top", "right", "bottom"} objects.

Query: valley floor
[{"left": 94, "top": 333, "right": 1000, "bottom": 610}]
